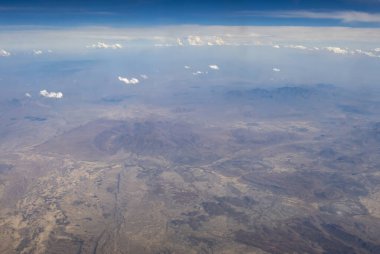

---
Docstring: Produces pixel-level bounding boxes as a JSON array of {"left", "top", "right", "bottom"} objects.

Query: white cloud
[
  {"left": 241, "top": 11, "right": 380, "bottom": 24},
  {"left": 130, "top": 78, "right": 139, "bottom": 84},
  {"left": 0, "top": 49, "right": 10, "bottom": 57},
  {"left": 187, "top": 36, "right": 203, "bottom": 46},
  {"left": 285, "top": 44, "right": 308, "bottom": 50},
  {"left": 1, "top": 26, "right": 380, "bottom": 54},
  {"left": 209, "top": 65, "right": 219, "bottom": 70},
  {"left": 25, "top": 93, "right": 32, "bottom": 98},
  {"left": 40, "top": 90, "right": 63, "bottom": 99},
  {"left": 140, "top": 74, "right": 148, "bottom": 79},
  {"left": 33, "top": 49, "right": 43, "bottom": 55},
  {"left": 354, "top": 49, "right": 378, "bottom": 58},
  {"left": 192, "top": 71, "right": 204, "bottom": 75},
  {"left": 273, "top": 68, "right": 281, "bottom": 72},
  {"left": 214, "top": 37, "right": 225, "bottom": 46},
  {"left": 87, "top": 42, "right": 122, "bottom": 49},
  {"left": 183, "top": 36, "right": 226, "bottom": 47},
  {"left": 177, "top": 38, "right": 184, "bottom": 46},
  {"left": 154, "top": 43, "right": 173, "bottom": 47},
  {"left": 325, "top": 47, "right": 348, "bottom": 54},
  {"left": 184, "top": 65, "right": 191, "bottom": 69},
  {"left": 314, "top": 11, "right": 380, "bottom": 24},
  {"left": 118, "top": 76, "right": 139, "bottom": 85},
  {"left": 273, "top": 44, "right": 378, "bottom": 58},
  {"left": 274, "top": 44, "right": 322, "bottom": 51}
]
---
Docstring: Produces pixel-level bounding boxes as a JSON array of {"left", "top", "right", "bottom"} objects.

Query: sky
[
  {"left": 1, "top": 0, "right": 380, "bottom": 98},
  {"left": 0, "top": 0, "right": 380, "bottom": 26}
]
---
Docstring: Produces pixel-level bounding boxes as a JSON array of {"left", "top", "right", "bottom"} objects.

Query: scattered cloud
[
  {"left": 193, "top": 71, "right": 204, "bottom": 75},
  {"left": 285, "top": 44, "right": 308, "bottom": 50},
  {"left": 273, "top": 68, "right": 281, "bottom": 72},
  {"left": 177, "top": 38, "right": 184, "bottom": 46},
  {"left": 0, "top": 49, "right": 10, "bottom": 57},
  {"left": 25, "top": 93, "right": 32, "bottom": 98},
  {"left": 87, "top": 42, "right": 122, "bottom": 49},
  {"left": 0, "top": 26, "right": 379, "bottom": 63},
  {"left": 182, "top": 36, "right": 226, "bottom": 46},
  {"left": 354, "top": 49, "right": 378, "bottom": 58},
  {"left": 1, "top": 26, "right": 380, "bottom": 54},
  {"left": 33, "top": 49, "right": 43, "bottom": 55},
  {"left": 282, "top": 44, "right": 324, "bottom": 51},
  {"left": 325, "top": 47, "right": 348, "bottom": 54},
  {"left": 187, "top": 36, "right": 203, "bottom": 46},
  {"left": 209, "top": 65, "right": 219, "bottom": 70},
  {"left": 140, "top": 74, "right": 148, "bottom": 79},
  {"left": 214, "top": 37, "right": 225, "bottom": 46},
  {"left": 40, "top": 90, "right": 63, "bottom": 99},
  {"left": 118, "top": 76, "right": 139, "bottom": 85},
  {"left": 273, "top": 43, "right": 380, "bottom": 58},
  {"left": 154, "top": 43, "right": 173, "bottom": 47},
  {"left": 189, "top": 65, "right": 219, "bottom": 75}
]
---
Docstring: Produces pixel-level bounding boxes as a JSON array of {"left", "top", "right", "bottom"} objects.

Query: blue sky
[{"left": 0, "top": 0, "right": 380, "bottom": 26}]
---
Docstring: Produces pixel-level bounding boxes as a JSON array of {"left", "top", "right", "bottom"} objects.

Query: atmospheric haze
[{"left": 1, "top": 0, "right": 380, "bottom": 254}]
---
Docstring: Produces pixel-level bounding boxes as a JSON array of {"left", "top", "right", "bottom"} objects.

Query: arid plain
[{"left": 1, "top": 84, "right": 380, "bottom": 253}]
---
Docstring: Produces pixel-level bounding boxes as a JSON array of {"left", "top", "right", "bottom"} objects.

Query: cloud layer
[
  {"left": 239, "top": 11, "right": 380, "bottom": 24},
  {"left": 0, "top": 26, "right": 379, "bottom": 61}
]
